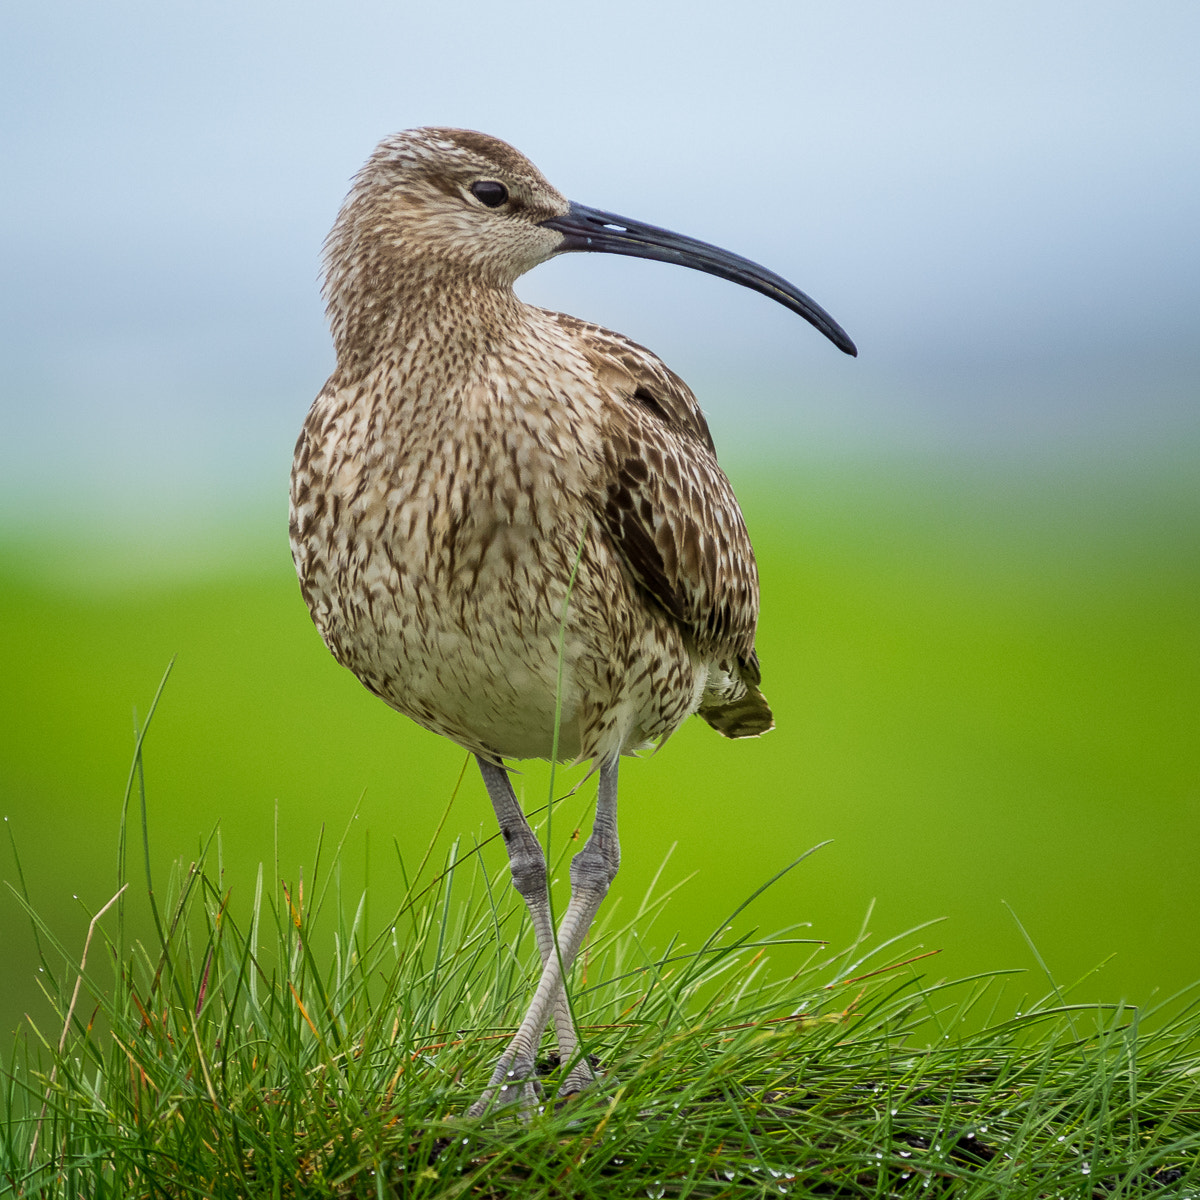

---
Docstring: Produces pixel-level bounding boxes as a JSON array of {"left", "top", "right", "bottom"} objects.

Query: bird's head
[
  {"left": 325, "top": 127, "right": 571, "bottom": 298},
  {"left": 325, "top": 127, "right": 856, "bottom": 359}
]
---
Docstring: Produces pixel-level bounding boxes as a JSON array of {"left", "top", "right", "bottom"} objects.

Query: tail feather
[{"left": 699, "top": 681, "right": 773, "bottom": 739}]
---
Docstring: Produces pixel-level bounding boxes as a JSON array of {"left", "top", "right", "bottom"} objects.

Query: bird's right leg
[{"left": 475, "top": 757, "right": 578, "bottom": 1094}]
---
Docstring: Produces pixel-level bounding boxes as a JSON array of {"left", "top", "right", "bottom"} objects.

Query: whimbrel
[{"left": 290, "top": 128, "right": 856, "bottom": 1115}]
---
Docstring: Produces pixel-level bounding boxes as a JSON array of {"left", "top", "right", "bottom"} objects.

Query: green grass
[{"left": 4, "top": 697, "right": 1200, "bottom": 1198}]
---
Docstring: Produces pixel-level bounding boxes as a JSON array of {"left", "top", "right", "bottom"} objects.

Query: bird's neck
[{"left": 327, "top": 264, "right": 526, "bottom": 385}]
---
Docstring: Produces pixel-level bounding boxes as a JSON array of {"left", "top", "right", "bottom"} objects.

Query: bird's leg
[
  {"left": 475, "top": 756, "right": 577, "bottom": 1096},
  {"left": 469, "top": 757, "right": 620, "bottom": 1116},
  {"left": 556, "top": 755, "right": 620, "bottom": 1096}
]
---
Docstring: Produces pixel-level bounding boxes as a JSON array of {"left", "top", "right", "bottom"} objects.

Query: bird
[{"left": 289, "top": 127, "right": 856, "bottom": 1116}]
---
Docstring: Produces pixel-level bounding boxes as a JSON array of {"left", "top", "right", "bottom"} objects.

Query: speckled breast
[{"left": 289, "top": 375, "right": 704, "bottom": 764}]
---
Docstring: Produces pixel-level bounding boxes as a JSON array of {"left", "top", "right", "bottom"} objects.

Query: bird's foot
[
  {"left": 467, "top": 1054, "right": 543, "bottom": 1119},
  {"left": 532, "top": 1049, "right": 603, "bottom": 1099},
  {"left": 559, "top": 1054, "right": 601, "bottom": 1099}
]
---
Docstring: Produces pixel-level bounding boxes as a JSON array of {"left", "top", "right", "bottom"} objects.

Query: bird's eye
[{"left": 470, "top": 180, "right": 509, "bottom": 208}]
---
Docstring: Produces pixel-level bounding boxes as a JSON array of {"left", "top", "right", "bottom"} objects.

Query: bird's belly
[
  {"left": 357, "top": 571, "right": 587, "bottom": 761},
  {"left": 295, "top": 511, "right": 705, "bottom": 763}
]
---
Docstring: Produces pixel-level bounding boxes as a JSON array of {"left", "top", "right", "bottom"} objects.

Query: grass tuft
[{"left": 3, "top": 723, "right": 1200, "bottom": 1197}]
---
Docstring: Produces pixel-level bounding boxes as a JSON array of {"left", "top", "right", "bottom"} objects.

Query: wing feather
[{"left": 549, "top": 313, "right": 771, "bottom": 735}]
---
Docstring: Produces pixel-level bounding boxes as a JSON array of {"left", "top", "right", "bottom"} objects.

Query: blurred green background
[
  {"left": 3, "top": 1, "right": 1199, "bottom": 1044},
  {"left": 4, "top": 454, "right": 1197, "bottom": 1042}
]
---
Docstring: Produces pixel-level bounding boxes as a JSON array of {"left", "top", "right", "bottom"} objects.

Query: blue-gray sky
[{"left": 2, "top": 0, "right": 1197, "bottom": 532}]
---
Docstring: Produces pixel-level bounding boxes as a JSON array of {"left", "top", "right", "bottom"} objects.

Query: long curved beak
[{"left": 540, "top": 201, "right": 857, "bottom": 357}]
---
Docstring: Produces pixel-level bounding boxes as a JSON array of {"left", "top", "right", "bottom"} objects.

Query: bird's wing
[{"left": 552, "top": 313, "right": 762, "bottom": 673}]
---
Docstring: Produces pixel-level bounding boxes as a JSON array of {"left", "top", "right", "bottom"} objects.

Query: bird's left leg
[
  {"left": 556, "top": 754, "right": 620, "bottom": 1097},
  {"left": 469, "top": 755, "right": 621, "bottom": 1116}
]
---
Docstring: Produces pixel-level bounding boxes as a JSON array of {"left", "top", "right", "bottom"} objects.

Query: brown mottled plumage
[{"left": 289, "top": 128, "right": 855, "bottom": 1114}]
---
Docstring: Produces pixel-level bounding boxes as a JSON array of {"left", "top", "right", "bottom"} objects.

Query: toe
[
  {"left": 468, "top": 1055, "right": 544, "bottom": 1117},
  {"left": 559, "top": 1060, "right": 600, "bottom": 1097}
]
